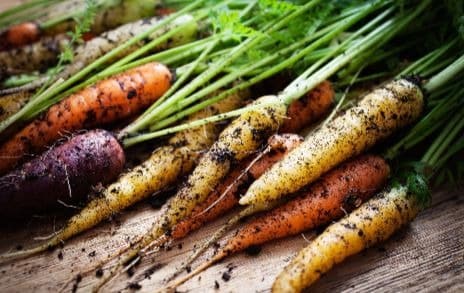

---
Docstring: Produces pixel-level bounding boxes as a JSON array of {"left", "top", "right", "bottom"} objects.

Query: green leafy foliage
[
  {"left": 391, "top": 162, "right": 431, "bottom": 207},
  {"left": 258, "top": 0, "right": 297, "bottom": 15},
  {"left": 60, "top": 0, "right": 98, "bottom": 63},
  {"left": 210, "top": 10, "right": 258, "bottom": 40}
]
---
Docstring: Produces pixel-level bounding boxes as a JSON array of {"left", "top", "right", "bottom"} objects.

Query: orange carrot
[
  {"left": 0, "top": 62, "right": 172, "bottom": 175},
  {"left": 166, "top": 154, "right": 390, "bottom": 289},
  {"left": 221, "top": 154, "right": 389, "bottom": 253},
  {"left": 280, "top": 80, "right": 333, "bottom": 133},
  {"left": 0, "top": 22, "right": 40, "bottom": 51}
]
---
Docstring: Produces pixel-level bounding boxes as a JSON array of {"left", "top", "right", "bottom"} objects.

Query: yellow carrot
[
  {"left": 240, "top": 79, "right": 424, "bottom": 209},
  {"left": 273, "top": 186, "right": 420, "bottom": 292}
]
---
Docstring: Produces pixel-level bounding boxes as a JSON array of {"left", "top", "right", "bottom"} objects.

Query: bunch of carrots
[{"left": 0, "top": 0, "right": 463, "bottom": 292}]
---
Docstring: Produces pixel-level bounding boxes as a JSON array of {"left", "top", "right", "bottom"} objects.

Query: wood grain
[{"left": 0, "top": 187, "right": 462, "bottom": 293}]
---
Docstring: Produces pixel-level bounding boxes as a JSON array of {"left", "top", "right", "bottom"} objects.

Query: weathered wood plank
[{"left": 0, "top": 188, "right": 462, "bottom": 292}]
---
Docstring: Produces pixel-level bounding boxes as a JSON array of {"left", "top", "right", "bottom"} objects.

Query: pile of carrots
[{"left": 0, "top": 0, "right": 463, "bottom": 292}]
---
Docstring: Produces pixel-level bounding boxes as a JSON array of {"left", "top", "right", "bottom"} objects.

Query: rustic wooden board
[
  {"left": 1, "top": 1, "right": 463, "bottom": 292},
  {"left": 0, "top": 187, "right": 463, "bottom": 293}
]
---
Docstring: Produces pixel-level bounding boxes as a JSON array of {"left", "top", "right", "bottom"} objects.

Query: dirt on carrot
[{"left": 0, "top": 62, "right": 172, "bottom": 175}]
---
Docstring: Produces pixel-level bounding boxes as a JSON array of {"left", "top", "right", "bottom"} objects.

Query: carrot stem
[
  {"left": 138, "top": 6, "right": 374, "bottom": 135},
  {"left": 101, "top": 11, "right": 208, "bottom": 73},
  {"left": 122, "top": 101, "right": 277, "bottom": 147},
  {"left": 424, "top": 54, "right": 464, "bottom": 93},
  {"left": 282, "top": 0, "right": 432, "bottom": 105},
  {"left": 121, "top": 0, "right": 324, "bottom": 136}
]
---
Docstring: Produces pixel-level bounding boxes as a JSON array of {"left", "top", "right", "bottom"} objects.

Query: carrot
[
  {"left": 0, "top": 33, "right": 69, "bottom": 73},
  {"left": 223, "top": 154, "right": 389, "bottom": 253},
  {"left": 0, "top": 22, "right": 41, "bottom": 51},
  {"left": 151, "top": 95, "right": 287, "bottom": 241},
  {"left": 279, "top": 80, "right": 333, "bottom": 133},
  {"left": 170, "top": 133, "right": 304, "bottom": 241},
  {"left": 0, "top": 129, "right": 125, "bottom": 219},
  {"left": 272, "top": 186, "right": 419, "bottom": 292},
  {"left": 240, "top": 79, "right": 424, "bottom": 209},
  {"left": 0, "top": 90, "right": 247, "bottom": 261},
  {"left": 0, "top": 92, "right": 31, "bottom": 122},
  {"left": 166, "top": 154, "right": 390, "bottom": 289},
  {"left": 1, "top": 14, "right": 196, "bottom": 94},
  {"left": 0, "top": 62, "right": 172, "bottom": 175}
]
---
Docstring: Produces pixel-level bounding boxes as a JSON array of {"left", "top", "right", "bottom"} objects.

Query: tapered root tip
[
  {"left": 165, "top": 251, "right": 227, "bottom": 291},
  {"left": 0, "top": 245, "right": 48, "bottom": 263}
]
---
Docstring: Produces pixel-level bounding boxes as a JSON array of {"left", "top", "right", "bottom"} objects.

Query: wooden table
[
  {"left": 0, "top": 187, "right": 463, "bottom": 292},
  {"left": 1, "top": 1, "right": 463, "bottom": 292}
]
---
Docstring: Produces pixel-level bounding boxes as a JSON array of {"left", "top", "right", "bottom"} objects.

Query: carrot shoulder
[
  {"left": 0, "top": 62, "right": 172, "bottom": 175},
  {"left": 241, "top": 79, "right": 424, "bottom": 208}
]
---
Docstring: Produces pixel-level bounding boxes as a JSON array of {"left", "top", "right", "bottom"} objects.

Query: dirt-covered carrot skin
[
  {"left": 0, "top": 91, "right": 247, "bottom": 256},
  {"left": 0, "top": 22, "right": 41, "bottom": 51},
  {"left": 0, "top": 62, "right": 172, "bottom": 175},
  {"left": 3, "top": 14, "right": 196, "bottom": 93},
  {"left": 280, "top": 80, "right": 333, "bottom": 133},
  {"left": 144, "top": 81, "right": 334, "bottom": 244},
  {"left": 272, "top": 186, "right": 420, "bottom": 292},
  {"left": 0, "top": 92, "right": 31, "bottom": 122},
  {"left": 224, "top": 155, "right": 389, "bottom": 254},
  {"left": 165, "top": 155, "right": 390, "bottom": 290},
  {"left": 0, "top": 34, "right": 69, "bottom": 73},
  {"left": 240, "top": 79, "right": 424, "bottom": 209},
  {"left": 0, "top": 129, "right": 124, "bottom": 219},
  {"left": 171, "top": 133, "right": 304, "bottom": 240},
  {"left": 170, "top": 81, "right": 334, "bottom": 240},
  {"left": 150, "top": 95, "right": 288, "bottom": 243}
]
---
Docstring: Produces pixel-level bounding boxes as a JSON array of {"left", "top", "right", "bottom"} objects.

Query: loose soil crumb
[
  {"left": 71, "top": 274, "right": 82, "bottom": 293},
  {"left": 128, "top": 282, "right": 142, "bottom": 290},
  {"left": 143, "top": 263, "right": 164, "bottom": 280},
  {"left": 245, "top": 245, "right": 261, "bottom": 256},
  {"left": 95, "top": 268, "right": 103, "bottom": 278},
  {"left": 222, "top": 272, "right": 231, "bottom": 282}
]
